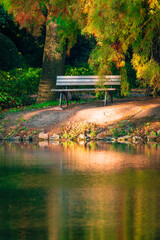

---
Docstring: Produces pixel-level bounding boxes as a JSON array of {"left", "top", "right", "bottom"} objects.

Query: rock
[
  {"left": 117, "top": 137, "right": 125, "bottom": 143},
  {"left": 96, "top": 132, "right": 106, "bottom": 140},
  {"left": 50, "top": 133, "right": 60, "bottom": 141},
  {"left": 117, "top": 135, "right": 132, "bottom": 143},
  {"left": 23, "top": 136, "right": 34, "bottom": 142},
  {"left": 78, "top": 134, "right": 86, "bottom": 141},
  {"left": 105, "top": 137, "right": 113, "bottom": 142},
  {"left": 4, "top": 136, "right": 20, "bottom": 142},
  {"left": 23, "top": 136, "right": 30, "bottom": 141},
  {"left": 132, "top": 136, "right": 143, "bottom": 143},
  {"left": 39, "top": 132, "right": 49, "bottom": 140},
  {"left": 14, "top": 136, "right": 21, "bottom": 141},
  {"left": 123, "top": 135, "right": 132, "bottom": 141},
  {"left": 111, "top": 137, "right": 117, "bottom": 142}
]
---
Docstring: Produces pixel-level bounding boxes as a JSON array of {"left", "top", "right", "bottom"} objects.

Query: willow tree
[
  {"left": 71, "top": 0, "right": 160, "bottom": 95},
  {"left": 2, "top": 0, "right": 79, "bottom": 102}
]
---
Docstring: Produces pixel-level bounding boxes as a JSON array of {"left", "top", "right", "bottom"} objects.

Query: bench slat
[
  {"left": 51, "top": 88, "right": 116, "bottom": 92},
  {"left": 56, "top": 75, "right": 121, "bottom": 86},
  {"left": 57, "top": 79, "right": 120, "bottom": 82},
  {"left": 56, "top": 82, "right": 120, "bottom": 86},
  {"left": 57, "top": 75, "right": 120, "bottom": 79}
]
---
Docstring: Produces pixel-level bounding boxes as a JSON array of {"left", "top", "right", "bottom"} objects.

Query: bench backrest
[{"left": 56, "top": 76, "right": 121, "bottom": 86}]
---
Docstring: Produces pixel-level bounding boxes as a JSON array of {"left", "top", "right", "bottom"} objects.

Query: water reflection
[{"left": 0, "top": 142, "right": 160, "bottom": 240}]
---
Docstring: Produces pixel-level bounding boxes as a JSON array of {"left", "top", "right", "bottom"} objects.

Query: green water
[{"left": 0, "top": 141, "right": 160, "bottom": 240}]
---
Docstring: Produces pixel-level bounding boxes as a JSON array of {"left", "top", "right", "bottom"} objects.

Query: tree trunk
[{"left": 36, "top": 19, "right": 65, "bottom": 103}]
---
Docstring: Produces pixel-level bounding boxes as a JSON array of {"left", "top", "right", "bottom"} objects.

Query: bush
[
  {"left": 65, "top": 65, "right": 94, "bottom": 75},
  {"left": 0, "top": 67, "right": 41, "bottom": 109},
  {"left": 0, "top": 33, "right": 20, "bottom": 71}
]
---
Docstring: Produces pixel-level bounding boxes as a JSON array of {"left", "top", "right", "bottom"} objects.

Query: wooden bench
[{"left": 51, "top": 75, "right": 121, "bottom": 107}]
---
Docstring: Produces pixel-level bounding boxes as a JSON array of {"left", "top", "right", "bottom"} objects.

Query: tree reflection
[{"left": 0, "top": 142, "right": 160, "bottom": 240}]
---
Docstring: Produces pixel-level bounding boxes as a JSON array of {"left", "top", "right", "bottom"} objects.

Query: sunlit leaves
[
  {"left": 72, "top": 0, "right": 160, "bottom": 94},
  {"left": 120, "top": 67, "right": 129, "bottom": 96},
  {"left": 1, "top": 0, "right": 160, "bottom": 94},
  {"left": 132, "top": 56, "right": 160, "bottom": 95}
]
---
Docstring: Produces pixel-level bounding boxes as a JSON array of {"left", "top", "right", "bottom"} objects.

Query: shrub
[
  {"left": 65, "top": 65, "right": 94, "bottom": 76},
  {"left": 0, "top": 67, "right": 41, "bottom": 109},
  {"left": 0, "top": 33, "right": 20, "bottom": 71}
]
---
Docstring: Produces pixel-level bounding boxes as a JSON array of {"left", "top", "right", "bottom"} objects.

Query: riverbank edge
[{"left": 1, "top": 116, "right": 160, "bottom": 144}]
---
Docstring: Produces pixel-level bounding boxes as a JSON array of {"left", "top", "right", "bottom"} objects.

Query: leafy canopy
[
  {"left": 1, "top": 0, "right": 79, "bottom": 51},
  {"left": 2, "top": 0, "right": 160, "bottom": 94},
  {"left": 72, "top": 0, "right": 160, "bottom": 94}
]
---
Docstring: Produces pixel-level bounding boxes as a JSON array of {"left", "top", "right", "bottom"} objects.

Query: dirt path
[{"left": 11, "top": 96, "right": 158, "bottom": 134}]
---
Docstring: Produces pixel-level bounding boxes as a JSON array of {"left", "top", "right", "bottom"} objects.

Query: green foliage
[
  {"left": 132, "top": 58, "right": 160, "bottom": 95},
  {"left": 65, "top": 65, "right": 94, "bottom": 76},
  {"left": 72, "top": 0, "right": 160, "bottom": 94},
  {"left": 56, "top": 14, "right": 80, "bottom": 54},
  {"left": 2, "top": 0, "right": 160, "bottom": 96},
  {"left": 120, "top": 67, "right": 129, "bottom": 96},
  {"left": 0, "top": 4, "right": 13, "bottom": 25},
  {"left": 61, "top": 122, "right": 97, "bottom": 140},
  {"left": 0, "top": 33, "right": 20, "bottom": 70},
  {"left": 0, "top": 67, "right": 41, "bottom": 109},
  {"left": 0, "top": 5, "right": 45, "bottom": 68}
]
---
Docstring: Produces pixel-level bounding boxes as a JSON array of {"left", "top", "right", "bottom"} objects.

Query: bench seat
[{"left": 51, "top": 75, "right": 121, "bottom": 107}]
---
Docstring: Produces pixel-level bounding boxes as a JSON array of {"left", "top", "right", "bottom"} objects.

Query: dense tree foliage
[
  {"left": 1, "top": 0, "right": 160, "bottom": 102},
  {"left": 1, "top": 0, "right": 79, "bottom": 102},
  {"left": 0, "top": 33, "right": 20, "bottom": 70},
  {"left": 71, "top": 0, "right": 160, "bottom": 95},
  {"left": 0, "top": 5, "right": 45, "bottom": 67}
]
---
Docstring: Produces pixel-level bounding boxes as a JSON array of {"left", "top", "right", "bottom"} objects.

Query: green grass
[
  {"left": 1, "top": 100, "right": 59, "bottom": 115},
  {"left": 0, "top": 98, "right": 97, "bottom": 119}
]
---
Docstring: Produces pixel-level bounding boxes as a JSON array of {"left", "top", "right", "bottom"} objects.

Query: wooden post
[
  {"left": 59, "top": 92, "right": 62, "bottom": 107},
  {"left": 104, "top": 91, "right": 108, "bottom": 106},
  {"left": 64, "top": 92, "right": 68, "bottom": 106},
  {"left": 65, "top": 86, "right": 68, "bottom": 106},
  {"left": 110, "top": 85, "right": 113, "bottom": 103},
  {"left": 110, "top": 91, "right": 113, "bottom": 103}
]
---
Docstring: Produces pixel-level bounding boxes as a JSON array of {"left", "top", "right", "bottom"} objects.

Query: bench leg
[
  {"left": 104, "top": 91, "right": 108, "bottom": 106},
  {"left": 109, "top": 91, "right": 113, "bottom": 103},
  {"left": 64, "top": 92, "right": 68, "bottom": 106},
  {"left": 59, "top": 92, "right": 62, "bottom": 107}
]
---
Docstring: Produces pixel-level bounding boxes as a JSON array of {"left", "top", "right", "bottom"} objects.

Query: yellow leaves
[
  {"left": 132, "top": 54, "right": 160, "bottom": 93},
  {"left": 131, "top": 53, "right": 141, "bottom": 68},
  {"left": 82, "top": 0, "right": 94, "bottom": 14},
  {"left": 120, "top": 67, "right": 129, "bottom": 96},
  {"left": 119, "top": 60, "right": 125, "bottom": 68},
  {"left": 131, "top": 53, "right": 147, "bottom": 79},
  {"left": 149, "top": 0, "right": 160, "bottom": 10},
  {"left": 148, "top": 0, "right": 160, "bottom": 16}
]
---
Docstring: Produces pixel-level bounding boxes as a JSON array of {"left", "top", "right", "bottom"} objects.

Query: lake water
[{"left": 0, "top": 141, "right": 160, "bottom": 240}]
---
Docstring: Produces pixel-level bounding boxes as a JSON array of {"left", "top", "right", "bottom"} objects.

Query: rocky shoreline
[
  {"left": 1, "top": 96, "right": 160, "bottom": 145},
  {"left": 1, "top": 120, "right": 160, "bottom": 144}
]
